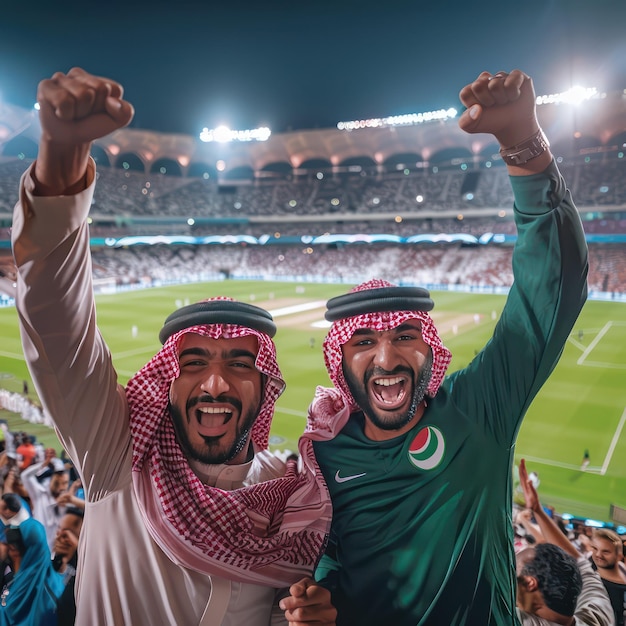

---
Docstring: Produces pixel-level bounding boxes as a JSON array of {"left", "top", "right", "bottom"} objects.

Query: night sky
[{"left": 1, "top": 0, "right": 625, "bottom": 136}]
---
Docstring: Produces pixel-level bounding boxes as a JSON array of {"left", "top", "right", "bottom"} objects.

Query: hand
[
  {"left": 34, "top": 67, "right": 134, "bottom": 194},
  {"left": 37, "top": 67, "right": 134, "bottom": 146},
  {"left": 56, "top": 492, "right": 74, "bottom": 506},
  {"left": 457, "top": 70, "right": 538, "bottom": 148},
  {"left": 55, "top": 527, "right": 79, "bottom": 553},
  {"left": 69, "top": 479, "right": 82, "bottom": 496},
  {"left": 518, "top": 458, "right": 540, "bottom": 512},
  {"left": 52, "top": 528, "right": 80, "bottom": 572},
  {"left": 279, "top": 577, "right": 337, "bottom": 625},
  {"left": 515, "top": 509, "right": 533, "bottom": 524}
]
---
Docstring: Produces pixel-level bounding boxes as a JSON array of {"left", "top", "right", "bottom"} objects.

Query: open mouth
[
  {"left": 370, "top": 375, "right": 408, "bottom": 410},
  {"left": 195, "top": 405, "right": 233, "bottom": 435}
]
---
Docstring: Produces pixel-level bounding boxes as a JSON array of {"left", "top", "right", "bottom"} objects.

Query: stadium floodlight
[
  {"left": 337, "top": 107, "right": 458, "bottom": 131},
  {"left": 536, "top": 86, "right": 598, "bottom": 106},
  {"left": 199, "top": 124, "right": 271, "bottom": 142},
  {"left": 336, "top": 83, "right": 599, "bottom": 131}
]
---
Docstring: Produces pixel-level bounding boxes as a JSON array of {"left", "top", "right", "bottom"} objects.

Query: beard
[
  {"left": 594, "top": 557, "right": 617, "bottom": 570},
  {"left": 168, "top": 395, "right": 260, "bottom": 465},
  {"left": 343, "top": 352, "right": 433, "bottom": 433}
]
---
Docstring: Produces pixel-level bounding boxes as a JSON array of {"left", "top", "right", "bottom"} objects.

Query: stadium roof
[{"left": 2, "top": 91, "right": 625, "bottom": 176}]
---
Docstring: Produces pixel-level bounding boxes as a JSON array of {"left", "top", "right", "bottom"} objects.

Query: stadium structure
[
  {"left": 1, "top": 86, "right": 625, "bottom": 301},
  {"left": 1, "top": 83, "right": 626, "bottom": 529}
]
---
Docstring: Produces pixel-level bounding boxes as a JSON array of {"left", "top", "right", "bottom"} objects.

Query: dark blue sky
[{"left": 1, "top": 0, "right": 625, "bottom": 136}]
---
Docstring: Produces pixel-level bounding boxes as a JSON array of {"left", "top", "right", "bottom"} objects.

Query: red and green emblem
[{"left": 408, "top": 426, "right": 445, "bottom": 470}]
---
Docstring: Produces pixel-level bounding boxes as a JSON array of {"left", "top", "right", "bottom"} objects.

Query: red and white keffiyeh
[
  {"left": 125, "top": 306, "right": 331, "bottom": 586},
  {"left": 323, "top": 278, "right": 452, "bottom": 412}
]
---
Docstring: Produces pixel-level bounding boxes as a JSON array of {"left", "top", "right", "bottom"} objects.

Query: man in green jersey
[{"left": 302, "top": 69, "right": 589, "bottom": 625}]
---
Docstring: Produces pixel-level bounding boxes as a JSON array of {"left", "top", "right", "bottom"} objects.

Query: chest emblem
[
  {"left": 408, "top": 426, "right": 445, "bottom": 470},
  {"left": 334, "top": 470, "right": 367, "bottom": 483}
]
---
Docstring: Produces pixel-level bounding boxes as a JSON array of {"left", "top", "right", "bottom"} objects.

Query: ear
[{"left": 521, "top": 575, "right": 539, "bottom": 592}]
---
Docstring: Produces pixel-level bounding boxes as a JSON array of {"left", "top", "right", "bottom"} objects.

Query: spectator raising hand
[
  {"left": 515, "top": 459, "right": 614, "bottom": 625},
  {"left": 10, "top": 66, "right": 333, "bottom": 625},
  {"left": 56, "top": 478, "right": 85, "bottom": 511}
]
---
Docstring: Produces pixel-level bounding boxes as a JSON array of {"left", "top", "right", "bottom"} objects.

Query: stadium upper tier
[
  {"left": 1, "top": 155, "right": 625, "bottom": 233},
  {"left": 1, "top": 90, "right": 625, "bottom": 242},
  {"left": 1, "top": 89, "right": 625, "bottom": 177}
]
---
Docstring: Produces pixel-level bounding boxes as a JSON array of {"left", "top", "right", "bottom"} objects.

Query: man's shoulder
[
  {"left": 597, "top": 571, "right": 626, "bottom": 589},
  {"left": 249, "top": 449, "right": 286, "bottom": 483}
]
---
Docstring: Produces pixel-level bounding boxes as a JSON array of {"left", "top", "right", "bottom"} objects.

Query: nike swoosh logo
[{"left": 335, "top": 470, "right": 367, "bottom": 483}]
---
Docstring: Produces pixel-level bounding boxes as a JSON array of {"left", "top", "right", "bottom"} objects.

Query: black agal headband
[
  {"left": 159, "top": 300, "right": 277, "bottom": 344},
  {"left": 325, "top": 286, "right": 434, "bottom": 322}
]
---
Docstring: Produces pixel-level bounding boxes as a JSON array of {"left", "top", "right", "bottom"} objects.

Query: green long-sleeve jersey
[{"left": 309, "top": 160, "right": 589, "bottom": 626}]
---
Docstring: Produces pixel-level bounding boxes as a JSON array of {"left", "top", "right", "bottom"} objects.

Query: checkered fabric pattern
[
  {"left": 323, "top": 279, "right": 452, "bottom": 410},
  {"left": 125, "top": 300, "right": 330, "bottom": 584}
]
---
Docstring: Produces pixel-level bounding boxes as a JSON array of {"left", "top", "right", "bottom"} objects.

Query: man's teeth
[
  {"left": 374, "top": 377, "right": 403, "bottom": 387},
  {"left": 197, "top": 406, "right": 232, "bottom": 426}
]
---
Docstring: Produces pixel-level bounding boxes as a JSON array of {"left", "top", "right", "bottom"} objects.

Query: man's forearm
[{"left": 532, "top": 505, "right": 580, "bottom": 559}]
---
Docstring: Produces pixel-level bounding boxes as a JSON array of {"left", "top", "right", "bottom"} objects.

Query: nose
[
  {"left": 372, "top": 337, "right": 397, "bottom": 370},
  {"left": 200, "top": 370, "right": 230, "bottom": 397}
]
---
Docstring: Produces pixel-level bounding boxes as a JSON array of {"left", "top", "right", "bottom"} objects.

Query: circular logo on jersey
[{"left": 408, "top": 426, "right": 445, "bottom": 470}]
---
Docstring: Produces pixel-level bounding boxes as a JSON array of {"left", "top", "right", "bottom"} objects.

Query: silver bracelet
[{"left": 499, "top": 129, "right": 550, "bottom": 166}]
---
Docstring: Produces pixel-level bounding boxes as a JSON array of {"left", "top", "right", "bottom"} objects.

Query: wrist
[
  {"left": 32, "top": 167, "right": 89, "bottom": 197},
  {"left": 499, "top": 129, "right": 549, "bottom": 166},
  {"left": 33, "top": 139, "right": 92, "bottom": 196}
]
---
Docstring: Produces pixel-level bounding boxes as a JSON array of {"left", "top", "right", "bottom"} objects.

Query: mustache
[{"left": 186, "top": 394, "right": 242, "bottom": 413}]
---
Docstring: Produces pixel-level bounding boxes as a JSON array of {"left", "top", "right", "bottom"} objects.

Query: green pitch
[{"left": 1, "top": 281, "right": 625, "bottom": 523}]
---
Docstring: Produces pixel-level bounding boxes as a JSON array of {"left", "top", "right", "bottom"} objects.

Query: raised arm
[
  {"left": 518, "top": 460, "right": 615, "bottom": 625},
  {"left": 518, "top": 458, "right": 579, "bottom": 559},
  {"left": 11, "top": 68, "right": 134, "bottom": 490},
  {"left": 452, "top": 70, "right": 588, "bottom": 442}
]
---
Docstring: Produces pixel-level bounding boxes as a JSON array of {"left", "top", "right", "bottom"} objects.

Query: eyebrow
[
  {"left": 351, "top": 322, "right": 422, "bottom": 337},
  {"left": 178, "top": 347, "right": 257, "bottom": 361},
  {"left": 393, "top": 322, "right": 422, "bottom": 332}
]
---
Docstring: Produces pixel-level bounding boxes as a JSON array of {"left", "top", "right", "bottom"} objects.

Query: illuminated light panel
[
  {"left": 199, "top": 124, "right": 271, "bottom": 142},
  {"left": 337, "top": 108, "right": 458, "bottom": 131},
  {"left": 337, "top": 85, "right": 601, "bottom": 132},
  {"left": 535, "top": 86, "right": 598, "bottom": 106}
]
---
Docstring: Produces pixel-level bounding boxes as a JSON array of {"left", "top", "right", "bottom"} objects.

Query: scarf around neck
[{"left": 126, "top": 322, "right": 331, "bottom": 586}]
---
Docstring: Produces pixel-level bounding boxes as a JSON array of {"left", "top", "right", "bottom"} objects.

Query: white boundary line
[
  {"left": 601, "top": 407, "right": 626, "bottom": 475},
  {"left": 579, "top": 361, "right": 626, "bottom": 369},
  {"left": 577, "top": 321, "right": 612, "bottom": 365},
  {"left": 0, "top": 351, "right": 26, "bottom": 361},
  {"left": 518, "top": 454, "right": 603, "bottom": 473},
  {"left": 269, "top": 301, "right": 326, "bottom": 317}
]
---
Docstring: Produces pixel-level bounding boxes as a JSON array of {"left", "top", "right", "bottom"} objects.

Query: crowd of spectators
[
  {"left": 1, "top": 154, "right": 625, "bottom": 227},
  {"left": 0, "top": 417, "right": 84, "bottom": 624},
  {"left": 86, "top": 155, "right": 626, "bottom": 220},
  {"left": 2, "top": 154, "right": 625, "bottom": 302},
  {"left": 1, "top": 76, "right": 624, "bottom": 624},
  {"left": 2, "top": 154, "right": 625, "bottom": 304},
  {"left": 85, "top": 241, "right": 626, "bottom": 296}
]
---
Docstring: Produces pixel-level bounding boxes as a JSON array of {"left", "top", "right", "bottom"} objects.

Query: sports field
[{"left": 1, "top": 280, "right": 625, "bottom": 523}]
